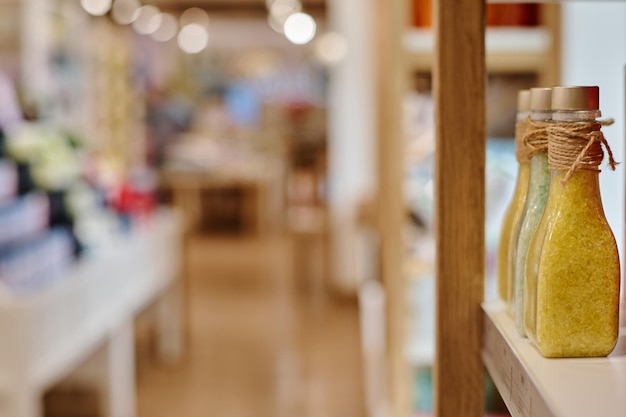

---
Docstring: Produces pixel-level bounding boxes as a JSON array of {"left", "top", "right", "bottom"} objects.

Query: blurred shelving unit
[
  {"left": 371, "top": 1, "right": 574, "bottom": 417},
  {"left": 404, "top": 3, "right": 561, "bottom": 85},
  {"left": 402, "top": 0, "right": 562, "bottom": 379},
  {"left": 373, "top": 1, "right": 626, "bottom": 417}
]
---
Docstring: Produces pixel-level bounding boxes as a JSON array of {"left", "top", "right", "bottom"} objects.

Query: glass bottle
[
  {"left": 512, "top": 88, "right": 551, "bottom": 337},
  {"left": 526, "top": 86, "right": 620, "bottom": 357},
  {"left": 497, "top": 90, "right": 530, "bottom": 303}
]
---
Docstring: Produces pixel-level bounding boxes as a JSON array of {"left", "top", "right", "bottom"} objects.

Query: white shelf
[
  {"left": 482, "top": 303, "right": 626, "bottom": 417},
  {"left": 404, "top": 27, "right": 552, "bottom": 72}
]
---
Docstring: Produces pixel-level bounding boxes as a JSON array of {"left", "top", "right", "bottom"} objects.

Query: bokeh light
[
  {"left": 283, "top": 12, "right": 316, "bottom": 45},
  {"left": 314, "top": 32, "right": 349, "bottom": 65},
  {"left": 111, "top": 0, "right": 141, "bottom": 25},
  {"left": 132, "top": 5, "right": 162, "bottom": 35},
  {"left": 180, "top": 7, "right": 210, "bottom": 29},
  {"left": 151, "top": 13, "right": 178, "bottom": 42},
  {"left": 267, "top": 0, "right": 301, "bottom": 34},
  {"left": 177, "top": 23, "right": 209, "bottom": 54},
  {"left": 80, "top": 0, "right": 112, "bottom": 16}
]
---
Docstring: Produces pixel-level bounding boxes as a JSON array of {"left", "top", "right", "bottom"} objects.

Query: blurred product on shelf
[
  {"left": 6, "top": 125, "right": 82, "bottom": 191},
  {"left": 0, "top": 192, "right": 49, "bottom": 246},
  {"left": 2, "top": 124, "right": 88, "bottom": 261},
  {"left": 111, "top": 167, "right": 158, "bottom": 230},
  {"left": 487, "top": 4, "right": 539, "bottom": 27},
  {"left": 497, "top": 90, "right": 530, "bottom": 304},
  {"left": 484, "top": 140, "right": 519, "bottom": 297},
  {"left": 16, "top": 162, "right": 36, "bottom": 195},
  {"left": 412, "top": 0, "right": 432, "bottom": 28},
  {"left": 404, "top": 86, "right": 518, "bottom": 296},
  {"left": 404, "top": 90, "right": 435, "bottom": 231},
  {"left": 145, "top": 86, "right": 195, "bottom": 167},
  {"left": 404, "top": 85, "right": 520, "bottom": 414},
  {"left": 0, "top": 158, "right": 17, "bottom": 202},
  {"left": 0, "top": 228, "right": 73, "bottom": 294},
  {"left": 0, "top": 72, "right": 158, "bottom": 295},
  {"left": 412, "top": 1, "right": 539, "bottom": 28}
]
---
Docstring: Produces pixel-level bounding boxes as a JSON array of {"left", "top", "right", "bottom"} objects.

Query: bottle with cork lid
[
  {"left": 497, "top": 90, "right": 531, "bottom": 306},
  {"left": 526, "top": 85, "right": 620, "bottom": 357},
  {"left": 512, "top": 87, "right": 552, "bottom": 338}
]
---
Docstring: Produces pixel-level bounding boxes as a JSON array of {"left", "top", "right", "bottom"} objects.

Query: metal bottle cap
[
  {"left": 530, "top": 87, "right": 552, "bottom": 111},
  {"left": 551, "top": 86, "right": 599, "bottom": 111},
  {"left": 518, "top": 90, "right": 531, "bottom": 112}
]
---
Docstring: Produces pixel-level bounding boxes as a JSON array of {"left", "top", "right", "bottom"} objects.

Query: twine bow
[{"left": 547, "top": 119, "right": 618, "bottom": 184}]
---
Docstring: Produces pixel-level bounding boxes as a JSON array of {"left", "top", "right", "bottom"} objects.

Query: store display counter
[
  {"left": 160, "top": 167, "right": 280, "bottom": 235},
  {"left": 483, "top": 303, "right": 626, "bottom": 417},
  {"left": 0, "top": 209, "right": 183, "bottom": 417}
]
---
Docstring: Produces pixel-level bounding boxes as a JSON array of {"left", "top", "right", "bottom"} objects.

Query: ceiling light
[
  {"left": 151, "top": 13, "right": 178, "bottom": 42},
  {"left": 177, "top": 23, "right": 209, "bottom": 54},
  {"left": 132, "top": 5, "right": 161, "bottom": 35},
  {"left": 111, "top": 0, "right": 140, "bottom": 25},
  {"left": 268, "top": 0, "right": 301, "bottom": 34},
  {"left": 283, "top": 12, "right": 316, "bottom": 45},
  {"left": 80, "top": 0, "right": 112, "bottom": 16},
  {"left": 180, "top": 7, "right": 210, "bottom": 29},
  {"left": 266, "top": 0, "right": 301, "bottom": 11}
]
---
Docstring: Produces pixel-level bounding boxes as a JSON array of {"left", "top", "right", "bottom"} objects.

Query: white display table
[{"left": 0, "top": 210, "right": 184, "bottom": 417}]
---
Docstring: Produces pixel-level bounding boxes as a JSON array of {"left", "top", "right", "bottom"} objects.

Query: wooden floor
[{"left": 136, "top": 235, "right": 366, "bottom": 417}]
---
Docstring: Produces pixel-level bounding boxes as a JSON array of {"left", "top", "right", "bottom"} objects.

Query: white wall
[
  {"left": 561, "top": 3, "right": 626, "bottom": 261},
  {"left": 327, "top": 0, "right": 377, "bottom": 292}
]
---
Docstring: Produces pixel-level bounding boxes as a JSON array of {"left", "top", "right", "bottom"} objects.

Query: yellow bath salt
[
  {"left": 497, "top": 163, "right": 529, "bottom": 302},
  {"left": 523, "top": 192, "right": 550, "bottom": 343},
  {"left": 497, "top": 90, "right": 531, "bottom": 304},
  {"left": 534, "top": 171, "right": 619, "bottom": 357},
  {"left": 530, "top": 86, "right": 620, "bottom": 358}
]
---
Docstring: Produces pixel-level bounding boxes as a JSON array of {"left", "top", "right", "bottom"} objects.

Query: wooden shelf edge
[{"left": 482, "top": 304, "right": 626, "bottom": 417}]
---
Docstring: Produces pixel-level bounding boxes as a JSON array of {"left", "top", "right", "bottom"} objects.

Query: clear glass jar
[
  {"left": 497, "top": 91, "right": 530, "bottom": 303},
  {"left": 513, "top": 90, "right": 551, "bottom": 337},
  {"left": 525, "top": 87, "right": 620, "bottom": 357}
]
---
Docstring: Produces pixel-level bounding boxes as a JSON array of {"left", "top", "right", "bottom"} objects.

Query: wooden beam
[
  {"left": 374, "top": 0, "right": 409, "bottom": 416},
  {"left": 539, "top": 3, "right": 561, "bottom": 87},
  {"left": 433, "top": 0, "right": 486, "bottom": 416}
]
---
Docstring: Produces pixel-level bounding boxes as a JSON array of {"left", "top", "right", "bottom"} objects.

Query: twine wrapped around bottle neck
[
  {"left": 523, "top": 116, "right": 549, "bottom": 158},
  {"left": 546, "top": 119, "right": 618, "bottom": 184},
  {"left": 515, "top": 121, "right": 530, "bottom": 163}
]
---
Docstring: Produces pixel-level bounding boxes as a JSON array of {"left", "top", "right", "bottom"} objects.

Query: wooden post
[
  {"left": 374, "top": 0, "right": 410, "bottom": 416},
  {"left": 433, "top": 0, "right": 486, "bottom": 416},
  {"left": 539, "top": 3, "right": 562, "bottom": 87}
]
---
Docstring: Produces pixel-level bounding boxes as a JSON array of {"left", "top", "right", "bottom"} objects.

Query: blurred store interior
[{"left": 0, "top": 1, "right": 625, "bottom": 417}]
